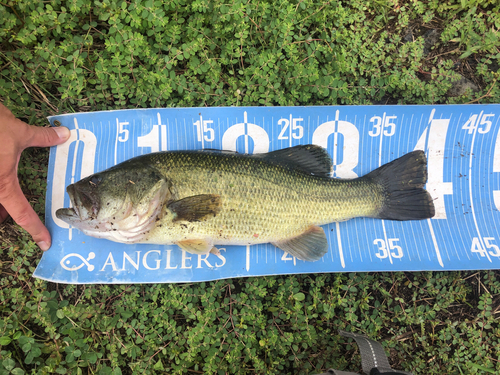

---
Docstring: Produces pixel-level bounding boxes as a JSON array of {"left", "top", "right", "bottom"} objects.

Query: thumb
[{"left": 26, "top": 125, "right": 71, "bottom": 148}]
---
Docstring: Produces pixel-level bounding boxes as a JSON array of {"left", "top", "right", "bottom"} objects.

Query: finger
[
  {"left": 0, "top": 180, "right": 51, "bottom": 250},
  {"left": 26, "top": 125, "right": 70, "bottom": 148}
]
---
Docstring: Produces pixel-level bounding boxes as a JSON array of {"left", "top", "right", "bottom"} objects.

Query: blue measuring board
[{"left": 34, "top": 105, "right": 500, "bottom": 284}]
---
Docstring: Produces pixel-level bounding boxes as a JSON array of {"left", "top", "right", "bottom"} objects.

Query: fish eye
[{"left": 89, "top": 175, "right": 102, "bottom": 186}]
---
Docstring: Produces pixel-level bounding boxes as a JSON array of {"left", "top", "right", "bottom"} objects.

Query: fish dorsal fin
[
  {"left": 177, "top": 239, "right": 214, "bottom": 254},
  {"left": 258, "top": 145, "right": 332, "bottom": 177},
  {"left": 167, "top": 194, "right": 221, "bottom": 222},
  {"left": 272, "top": 225, "right": 328, "bottom": 261}
]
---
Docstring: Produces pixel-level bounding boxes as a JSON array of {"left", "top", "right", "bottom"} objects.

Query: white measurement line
[
  {"left": 183, "top": 118, "right": 187, "bottom": 150},
  {"left": 428, "top": 108, "right": 435, "bottom": 124},
  {"left": 469, "top": 112, "right": 491, "bottom": 262},
  {"left": 199, "top": 114, "right": 204, "bottom": 149},
  {"left": 271, "top": 116, "right": 274, "bottom": 145},
  {"left": 336, "top": 222, "right": 345, "bottom": 268},
  {"left": 68, "top": 118, "right": 82, "bottom": 241},
  {"left": 105, "top": 121, "right": 110, "bottom": 167},
  {"left": 424, "top": 110, "right": 445, "bottom": 267},
  {"left": 493, "top": 119, "right": 500, "bottom": 209},
  {"left": 114, "top": 118, "right": 119, "bottom": 165},
  {"left": 174, "top": 118, "right": 178, "bottom": 150},
  {"left": 427, "top": 218, "right": 443, "bottom": 266},
  {"left": 333, "top": 111, "right": 339, "bottom": 175},
  {"left": 166, "top": 118, "right": 170, "bottom": 152},
  {"left": 448, "top": 113, "right": 467, "bottom": 261},
  {"left": 131, "top": 119, "right": 135, "bottom": 158},
  {"left": 159, "top": 114, "right": 167, "bottom": 151},
  {"left": 362, "top": 114, "right": 373, "bottom": 263},
  {"left": 246, "top": 245, "right": 250, "bottom": 271},
  {"left": 244, "top": 111, "right": 249, "bottom": 154},
  {"left": 378, "top": 112, "right": 386, "bottom": 167},
  {"left": 377, "top": 113, "right": 390, "bottom": 263},
  {"left": 331, "top": 111, "right": 345, "bottom": 267},
  {"left": 398, "top": 114, "right": 411, "bottom": 262},
  {"left": 71, "top": 118, "right": 80, "bottom": 185},
  {"left": 381, "top": 219, "right": 392, "bottom": 264}
]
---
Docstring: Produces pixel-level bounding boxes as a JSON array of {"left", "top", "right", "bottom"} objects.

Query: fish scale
[{"left": 144, "top": 151, "right": 383, "bottom": 245}]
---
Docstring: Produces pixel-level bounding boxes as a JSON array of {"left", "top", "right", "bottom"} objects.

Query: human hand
[{"left": 0, "top": 103, "right": 70, "bottom": 251}]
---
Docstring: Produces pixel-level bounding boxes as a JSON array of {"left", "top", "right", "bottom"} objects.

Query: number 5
[
  {"left": 203, "top": 120, "right": 214, "bottom": 142},
  {"left": 117, "top": 120, "right": 129, "bottom": 142},
  {"left": 484, "top": 237, "right": 500, "bottom": 257},
  {"left": 478, "top": 114, "right": 494, "bottom": 134},
  {"left": 292, "top": 118, "right": 303, "bottom": 139},
  {"left": 388, "top": 238, "right": 403, "bottom": 258}
]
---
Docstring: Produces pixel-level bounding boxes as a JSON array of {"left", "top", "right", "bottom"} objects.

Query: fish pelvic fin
[
  {"left": 177, "top": 239, "right": 215, "bottom": 254},
  {"left": 367, "top": 150, "right": 435, "bottom": 220},
  {"left": 272, "top": 225, "right": 328, "bottom": 262},
  {"left": 168, "top": 194, "right": 221, "bottom": 222}
]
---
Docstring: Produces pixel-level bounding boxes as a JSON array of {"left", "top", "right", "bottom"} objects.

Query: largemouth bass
[{"left": 56, "top": 145, "right": 435, "bottom": 261}]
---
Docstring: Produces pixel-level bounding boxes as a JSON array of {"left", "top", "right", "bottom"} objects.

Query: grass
[{"left": 1, "top": 0, "right": 500, "bottom": 374}]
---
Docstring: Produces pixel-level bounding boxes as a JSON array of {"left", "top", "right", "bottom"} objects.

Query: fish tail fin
[{"left": 367, "top": 150, "right": 435, "bottom": 220}]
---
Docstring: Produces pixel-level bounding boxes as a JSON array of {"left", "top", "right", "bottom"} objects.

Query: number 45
[
  {"left": 471, "top": 237, "right": 500, "bottom": 258},
  {"left": 462, "top": 112, "right": 494, "bottom": 134}
]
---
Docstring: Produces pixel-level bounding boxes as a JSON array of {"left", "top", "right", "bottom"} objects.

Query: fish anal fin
[
  {"left": 210, "top": 246, "right": 221, "bottom": 256},
  {"left": 168, "top": 194, "right": 221, "bottom": 222},
  {"left": 177, "top": 239, "right": 214, "bottom": 254},
  {"left": 272, "top": 225, "right": 328, "bottom": 262},
  {"left": 259, "top": 145, "right": 332, "bottom": 177}
]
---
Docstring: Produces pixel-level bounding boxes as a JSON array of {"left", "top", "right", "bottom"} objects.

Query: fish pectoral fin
[
  {"left": 168, "top": 194, "right": 221, "bottom": 222},
  {"left": 272, "top": 225, "right": 328, "bottom": 262},
  {"left": 177, "top": 239, "right": 214, "bottom": 254}
]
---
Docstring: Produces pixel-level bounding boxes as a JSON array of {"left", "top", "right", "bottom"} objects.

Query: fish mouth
[
  {"left": 56, "top": 184, "right": 99, "bottom": 222},
  {"left": 55, "top": 207, "right": 78, "bottom": 220},
  {"left": 55, "top": 184, "right": 79, "bottom": 222}
]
